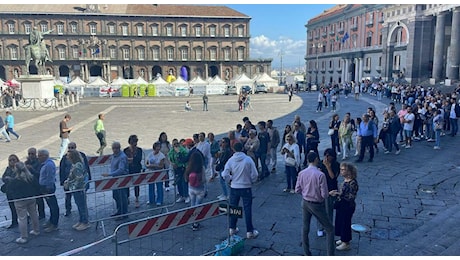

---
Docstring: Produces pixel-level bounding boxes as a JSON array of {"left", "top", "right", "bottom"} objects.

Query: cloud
[{"left": 250, "top": 35, "right": 306, "bottom": 70}]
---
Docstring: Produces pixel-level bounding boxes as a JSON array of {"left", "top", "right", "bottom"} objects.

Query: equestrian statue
[{"left": 24, "top": 26, "right": 53, "bottom": 75}]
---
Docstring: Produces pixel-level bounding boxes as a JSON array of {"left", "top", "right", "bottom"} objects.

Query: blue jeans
[
  {"left": 385, "top": 132, "right": 399, "bottom": 152},
  {"left": 285, "top": 165, "right": 297, "bottom": 190},
  {"left": 43, "top": 186, "right": 59, "bottom": 226},
  {"left": 188, "top": 186, "right": 205, "bottom": 207},
  {"left": 450, "top": 118, "right": 458, "bottom": 136},
  {"left": 73, "top": 190, "right": 88, "bottom": 224},
  {"left": 148, "top": 182, "right": 164, "bottom": 205},
  {"left": 219, "top": 171, "right": 229, "bottom": 197},
  {"left": 316, "top": 102, "right": 322, "bottom": 111},
  {"left": 6, "top": 127, "right": 19, "bottom": 138},
  {"left": 59, "top": 138, "right": 70, "bottom": 159},
  {"left": 112, "top": 188, "right": 128, "bottom": 214},
  {"left": 435, "top": 129, "right": 441, "bottom": 147},
  {"left": 258, "top": 153, "right": 269, "bottom": 177},
  {"left": 229, "top": 188, "right": 255, "bottom": 233}
]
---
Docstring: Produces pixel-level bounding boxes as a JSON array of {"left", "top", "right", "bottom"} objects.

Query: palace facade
[
  {"left": 0, "top": 4, "right": 272, "bottom": 83},
  {"left": 305, "top": 4, "right": 460, "bottom": 85}
]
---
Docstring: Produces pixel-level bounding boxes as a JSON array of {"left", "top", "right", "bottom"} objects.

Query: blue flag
[
  {"left": 341, "top": 32, "right": 349, "bottom": 43},
  {"left": 92, "top": 48, "right": 100, "bottom": 55}
]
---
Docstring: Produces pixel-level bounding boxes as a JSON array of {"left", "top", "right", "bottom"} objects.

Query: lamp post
[{"left": 313, "top": 43, "right": 323, "bottom": 86}]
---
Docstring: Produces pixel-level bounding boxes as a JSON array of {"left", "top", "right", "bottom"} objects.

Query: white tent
[
  {"left": 54, "top": 78, "right": 65, "bottom": 86},
  {"left": 66, "top": 76, "right": 87, "bottom": 97},
  {"left": 253, "top": 73, "right": 279, "bottom": 92},
  {"left": 170, "top": 76, "right": 190, "bottom": 96},
  {"left": 229, "top": 73, "right": 255, "bottom": 94},
  {"left": 151, "top": 77, "right": 174, "bottom": 96},
  {"left": 206, "top": 75, "right": 227, "bottom": 95},
  {"left": 130, "top": 76, "right": 149, "bottom": 85},
  {"left": 86, "top": 76, "right": 108, "bottom": 97},
  {"left": 105, "top": 77, "right": 128, "bottom": 97},
  {"left": 189, "top": 76, "right": 208, "bottom": 96}
]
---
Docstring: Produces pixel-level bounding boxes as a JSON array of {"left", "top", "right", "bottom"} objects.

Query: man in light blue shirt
[
  {"left": 102, "top": 141, "right": 129, "bottom": 219},
  {"left": 355, "top": 114, "right": 378, "bottom": 163}
]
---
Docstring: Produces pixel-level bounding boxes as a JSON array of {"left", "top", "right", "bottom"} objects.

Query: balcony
[
  {"left": 329, "top": 30, "right": 335, "bottom": 36},
  {"left": 375, "top": 66, "right": 382, "bottom": 72},
  {"left": 337, "top": 27, "right": 344, "bottom": 34},
  {"left": 314, "top": 34, "right": 320, "bottom": 39},
  {"left": 320, "top": 68, "right": 326, "bottom": 73},
  {"left": 378, "top": 17, "right": 384, "bottom": 23},
  {"left": 392, "top": 66, "right": 400, "bottom": 72},
  {"left": 363, "top": 66, "right": 371, "bottom": 72},
  {"left": 350, "top": 24, "right": 358, "bottom": 31},
  {"left": 366, "top": 20, "right": 374, "bottom": 27},
  {"left": 322, "top": 32, "right": 328, "bottom": 38},
  {"left": 336, "top": 67, "right": 342, "bottom": 72},
  {"left": 328, "top": 67, "right": 334, "bottom": 73}
]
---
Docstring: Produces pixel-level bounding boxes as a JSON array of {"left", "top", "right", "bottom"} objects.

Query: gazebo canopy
[
  {"left": 87, "top": 76, "right": 108, "bottom": 87},
  {"left": 67, "top": 76, "right": 87, "bottom": 87}
]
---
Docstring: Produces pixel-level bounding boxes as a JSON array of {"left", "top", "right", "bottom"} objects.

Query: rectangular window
[
  {"left": 10, "top": 48, "right": 18, "bottom": 60},
  {"left": 90, "top": 24, "right": 96, "bottom": 35},
  {"left": 138, "top": 49, "right": 145, "bottom": 60},
  {"left": 40, "top": 24, "right": 48, "bottom": 32},
  {"left": 166, "top": 26, "right": 172, "bottom": 36},
  {"left": 210, "top": 49, "right": 216, "bottom": 61},
  {"left": 224, "top": 49, "right": 230, "bottom": 61},
  {"left": 59, "top": 48, "right": 66, "bottom": 60},
  {"left": 108, "top": 25, "right": 115, "bottom": 34},
  {"left": 167, "top": 48, "right": 174, "bottom": 60},
  {"left": 237, "top": 49, "right": 243, "bottom": 61},
  {"left": 366, "top": 57, "right": 371, "bottom": 67},
  {"left": 180, "top": 26, "right": 187, "bottom": 37},
  {"left": 25, "top": 24, "right": 31, "bottom": 34},
  {"left": 237, "top": 27, "right": 243, "bottom": 37},
  {"left": 196, "top": 48, "right": 202, "bottom": 61},
  {"left": 378, "top": 56, "right": 382, "bottom": 66},
  {"left": 195, "top": 27, "right": 201, "bottom": 37},
  {"left": 57, "top": 24, "right": 64, "bottom": 35},
  {"left": 8, "top": 24, "right": 14, "bottom": 34},
  {"left": 72, "top": 48, "right": 79, "bottom": 59},
  {"left": 123, "top": 49, "right": 130, "bottom": 60},
  {"left": 153, "top": 48, "right": 159, "bottom": 60},
  {"left": 394, "top": 55, "right": 400, "bottom": 69},
  {"left": 122, "top": 25, "right": 128, "bottom": 36},
  {"left": 152, "top": 25, "right": 158, "bottom": 36},
  {"left": 224, "top": 27, "right": 230, "bottom": 37},
  {"left": 209, "top": 27, "right": 216, "bottom": 37},
  {"left": 137, "top": 25, "right": 143, "bottom": 36},
  {"left": 71, "top": 24, "right": 77, "bottom": 33},
  {"left": 110, "top": 48, "right": 116, "bottom": 59},
  {"left": 181, "top": 49, "right": 188, "bottom": 60}
]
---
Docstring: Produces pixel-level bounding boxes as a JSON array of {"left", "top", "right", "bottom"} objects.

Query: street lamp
[{"left": 312, "top": 43, "right": 323, "bottom": 85}]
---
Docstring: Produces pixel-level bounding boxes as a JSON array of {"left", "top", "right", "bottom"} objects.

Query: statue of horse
[{"left": 24, "top": 45, "right": 47, "bottom": 75}]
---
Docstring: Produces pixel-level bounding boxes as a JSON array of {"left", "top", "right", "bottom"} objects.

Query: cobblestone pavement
[{"left": 1, "top": 92, "right": 459, "bottom": 256}]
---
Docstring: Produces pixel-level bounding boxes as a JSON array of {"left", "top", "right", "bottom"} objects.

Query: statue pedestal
[{"left": 18, "top": 75, "right": 55, "bottom": 99}]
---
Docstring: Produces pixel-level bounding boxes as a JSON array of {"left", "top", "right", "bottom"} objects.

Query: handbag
[
  {"left": 328, "top": 129, "right": 335, "bottom": 136},
  {"left": 435, "top": 123, "right": 443, "bottom": 130},
  {"left": 285, "top": 156, "right": 296, "bottom": 167}
]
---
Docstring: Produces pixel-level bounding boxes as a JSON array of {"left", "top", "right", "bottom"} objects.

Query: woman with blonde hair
[{"left": 8, "top": 161, "right": 40, "bottom": 243}]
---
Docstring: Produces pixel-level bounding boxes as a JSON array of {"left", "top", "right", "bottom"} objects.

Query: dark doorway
[
  {"left": 90, "top": 65, "right": 102, "bottom": 77},
  {"left": 208, "top": 65, "right": 219, "bottom": 78}
]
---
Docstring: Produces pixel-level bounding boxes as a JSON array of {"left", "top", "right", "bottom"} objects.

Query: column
[
  {"left": 354, "top": 58, "right": 359, "bottom": 82},
  {"left": 344, "top": 59, "right": 349, "bottom": 82},
  {"left": 447, "top": 8, "right": 460, "bottom": 80},
  {"left": 432, "top": 12, "right": 446, "bottom": 81},
  {"left": 358, "top": 58, "right": 363, "bottom": 82}
]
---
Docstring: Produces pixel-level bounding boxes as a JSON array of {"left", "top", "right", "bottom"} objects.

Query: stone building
[
  {"left": 305, "top": 4, "right": 460, "bottom": 85},
  {"left": 0, "top": 4, "right": 272, "bottom": 83}
]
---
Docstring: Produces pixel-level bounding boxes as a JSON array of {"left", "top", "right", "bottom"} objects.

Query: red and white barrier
[
  {"left": 93, "top": 170, "right": 168, "bottom": 192},
  {"left": 127, "top": 201, "right": 224, "bottom": 239},
  {"left": 87, "top": 155, "right": 111, "bottom": 167}
]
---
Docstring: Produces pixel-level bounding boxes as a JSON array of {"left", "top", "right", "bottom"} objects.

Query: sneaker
[
  {"left": 283, "top": 188, "right": 291, "bottom": 193},
  {"left": 337, "top": 152, "right": 341, "bottom": 155},
  {"left": 217, "top": 194, "right": 228, "bottom": 200},
  {"left": 176, "top": 197, "right": 185, "bottom": 203},
  {"left": 317, "top": 230, "right": 324, "bottom": 237},
  {"left": 15, "top": 237, "right": 28, "bottom": 244},
  {"left": 17, "top": 136, "right": 22, "bottom": 140},
  {"left": 156, "top": 202, "right": 162, "bottom": 206},
  {"left": 336, "top": 242, "right": 351, "bottom": 251},
  {"left": 229, "top": 227, "right": 239, "bottom": 236},
  {"left": 247, "top": 230, "right": 259, "bottom": 239},
  {"left": 335, "top": 240, "right": 343, "bottom": 246},
  {"left": 290, "top": 189, "right": 296, "bottom": 194},
  {"left": 165, "top": 187, "right": 170, "bottom": 192},
  {"left": 44, "top": 224, "right": 58, "bottom": 233},
  {"left": 29, "top": 230, "right": 40, "bottom": 236},
  {"left": 395, "top": 150, "right": 401, "bottom": 155},
  {"left": 42, "top": 222, "right": 51, "bottom": 228},
  {"left": 184, "top": 197, "right": 191, "bottom": 203},
  {"left": 434, "top": 146, "right": 441, "bottom": 150},
  {"left": 384, "top": 151, "right": 390, "bottom": 154},
  {"left": 72, "top": 222, "right": 81, "bottom": 229},
  {"left": 405, "top": 145, "right": 411, "bottom": 149},
  {"left": 76, "top": 223, "right": 90, "bottom": 231},
  {"left": 427, "top": 139, "right": 435, "bottom": 142}
]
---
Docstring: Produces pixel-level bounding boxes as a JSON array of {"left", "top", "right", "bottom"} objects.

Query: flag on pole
[
  {"left": 341, "top": 32, "right": 349, "bottom": 43},
  {"left": 92, "top": 48, "right": 100, "bottom": 55},
  {"left": 336, "top": 35, "right": 339, "bottom": 41}
]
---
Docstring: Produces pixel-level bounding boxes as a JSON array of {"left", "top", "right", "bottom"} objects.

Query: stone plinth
[{"left": 18, "top": 75, "right": 55, "bottom": 99}]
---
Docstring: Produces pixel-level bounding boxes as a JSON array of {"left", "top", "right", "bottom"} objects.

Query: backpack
[{"left": 189, "top": 172, "right": 201, "bottom": 187}]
